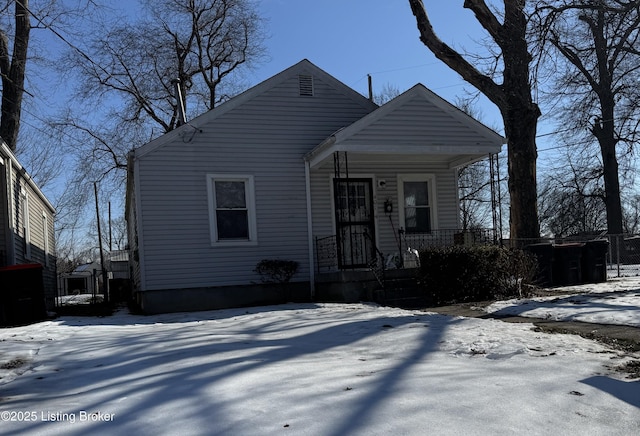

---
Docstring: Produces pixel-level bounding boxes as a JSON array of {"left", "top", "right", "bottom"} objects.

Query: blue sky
[{"left": 252, "top": 0, "right": 504, "bottom": 129}]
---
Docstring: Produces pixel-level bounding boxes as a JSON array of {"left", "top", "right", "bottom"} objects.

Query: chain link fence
[{"left": 605, "top": 234, "right": 640, "bottom": 278}]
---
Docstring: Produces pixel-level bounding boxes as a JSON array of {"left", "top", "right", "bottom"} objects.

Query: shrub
[
  {"left": 254, "top": 259, "right": 299, "bottom": 284},
  {"left": 417, "top": 245, "right": 536, "bottom": 305}
]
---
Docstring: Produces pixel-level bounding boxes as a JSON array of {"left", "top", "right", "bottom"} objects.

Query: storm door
[{"left": 333, "top": 178, "right": 376, "bottom": 269}]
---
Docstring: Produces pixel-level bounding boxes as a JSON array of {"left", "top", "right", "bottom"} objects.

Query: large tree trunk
[
  {"left": 591, "top": 8, "right": 624, "bottom": 236},
  {"left": 0, "top": 0, "right": 30, "bottom": 151},
  {"left": 594, "top": 103, "right": 624, "bottom": 235},
  {"left": 501, "top": 0, "right": 541, "bottom": 239},
  {"left": 408, "top": 0, "right": 541, "bottom": 239},
  {"left": 502, "top": 103, "right": 541, "bottom": 240}
]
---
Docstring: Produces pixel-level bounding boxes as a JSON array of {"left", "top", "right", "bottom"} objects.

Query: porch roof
[{"left": 304, "top": 84, "right": 505, "bottom": 170}]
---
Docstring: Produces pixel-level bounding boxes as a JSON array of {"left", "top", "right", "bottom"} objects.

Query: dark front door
[{"left": 333, "top": 178, "right": 376, "bottom": 269}]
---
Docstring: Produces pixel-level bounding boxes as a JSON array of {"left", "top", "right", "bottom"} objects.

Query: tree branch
[{"left": 408, "top": 0, "right": 505, "bottom": 107}]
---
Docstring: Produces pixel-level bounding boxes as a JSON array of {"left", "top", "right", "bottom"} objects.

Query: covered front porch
[
  {"left": 302, "top": 84, "right": 505, "bottom": 303},
  {"left": 306, "top": 151, "right": 501, "bottom": 305}
]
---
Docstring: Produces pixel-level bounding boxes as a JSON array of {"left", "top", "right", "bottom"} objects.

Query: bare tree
[
  {"left": 0, "top": 0, "right": 30, "bottom": 151},
  {"left": 68, "top": 0, "right": 266, "bottom": 135},
  {"left": 14, "top": 127, "right": 64, "bottom": 188},
  {"left": 0, "top": 0, "right": 99, "bottom": 168},
  {"left": 459, "top": 160, "right": 494, "bottom": 229},
  {"left": 538, "top": 149, "right": 607, "bottom": 236},
  {"left": 622, "top": 193, "right": 640, "bottom": 234},
  {"left": 534, "top": 0, "right": 640, "bottom": 235},
  {"left": 453, "top": 96, "right": 503, "bottom": 231},
  {"left": 373, "top": 82, "right": 401, "bottom": 105},
  {"left": 408, "top": 0, "right": 541, "bottom": 240}
]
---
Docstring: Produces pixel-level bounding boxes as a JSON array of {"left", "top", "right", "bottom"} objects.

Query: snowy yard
[
  {"left": 487, "top": 276, "right": 640, "bottom": 327},
  {"left": 1, "top": 279, "right": 639, "bottom": 435}
]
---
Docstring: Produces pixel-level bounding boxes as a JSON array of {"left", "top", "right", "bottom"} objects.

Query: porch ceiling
[
  {"left": 306, "top": 142, "right": 498, "bottom": 170},
  {"left": 309, "top": 150, "right": 489, "bottom": 169}
]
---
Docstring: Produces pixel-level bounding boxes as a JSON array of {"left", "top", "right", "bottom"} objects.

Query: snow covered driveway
[{"left": 0, "top": 302, "right": 639, "bottom": 435}]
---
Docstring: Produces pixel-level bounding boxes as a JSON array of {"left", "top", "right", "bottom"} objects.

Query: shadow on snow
[{"left": 0, "top": 304, "right": 459, "bottom": 435}]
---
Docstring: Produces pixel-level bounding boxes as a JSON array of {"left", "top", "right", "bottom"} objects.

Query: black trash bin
[
  {"left": 553, "top": 243, "right": 584, "bottom": 286},
  {"left": 582, "top": 239, "right": 609, "bottom": 283},
  {"left": 0, "top": 263, "right": 47, "bottom": 326},
  {"left": 525, "top": 243, "right": 554, "bottom": 286}
]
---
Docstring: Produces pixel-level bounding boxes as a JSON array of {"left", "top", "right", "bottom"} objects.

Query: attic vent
[{"left": 298, "top": 74, "right": 314, "bottom": 96}]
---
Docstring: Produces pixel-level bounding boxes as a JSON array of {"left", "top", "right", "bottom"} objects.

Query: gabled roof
[
  {"left": 0, "top": 141, "right": 55, "bottom": 214},
  {"left": 305, "top": 84, "right": 505, "bottom": 169},
  {"left": 134, "top": 59, "right": 378, "bottom": 159},
  {"left": 71, "top": 262, "right": 99, "bottom": 274}
]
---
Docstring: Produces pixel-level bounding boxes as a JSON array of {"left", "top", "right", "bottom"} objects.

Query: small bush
[
  {"left": 254, "top": 259, "right": 299, "bottom": 284},
  {"left": 417, "top": 245, "right": 536, "bottom": 305}
]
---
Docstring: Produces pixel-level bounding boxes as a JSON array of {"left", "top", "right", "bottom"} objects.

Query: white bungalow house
[{"left": 126, "top": 59, "right": 504, "bottom": 314}]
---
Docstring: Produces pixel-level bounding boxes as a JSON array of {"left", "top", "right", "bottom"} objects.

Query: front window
[
  {"left": 207, "top": 175, "right": 257, "bottom": 245},
  {"left": 399, "top": 176, "right": 434, "bottom": 233},
  {"left": 404, "top": 181, "right": 430, "bottom": 233}
]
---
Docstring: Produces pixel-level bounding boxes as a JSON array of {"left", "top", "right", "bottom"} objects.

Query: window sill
[{"left": 211, "top": 240, "right": 258, "bottom": 247}]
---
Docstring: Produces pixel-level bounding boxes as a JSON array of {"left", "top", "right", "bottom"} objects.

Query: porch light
[{"left": 384, "top": 199, "right": 393, "bottom": 215}]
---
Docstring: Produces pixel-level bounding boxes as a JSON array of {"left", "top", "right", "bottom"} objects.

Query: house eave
[
  {"left": 0, "top": 141, "right": 56, "bottom": 214},
  {"left": 306, "top": 141, "right": 502, "bottom": 169},
  {"left": 303, "top": 135, "right": 337, "bottom": 167}
]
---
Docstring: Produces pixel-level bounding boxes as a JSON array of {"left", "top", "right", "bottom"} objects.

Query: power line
[
  {"left": 353, "top": 61, "right": 449, "bottom": 86},
  {"left": 369, "top": 62, "right": 442, "bottom": 76},
  {"left": 15, "top": 0, "right": 117, "bottom": 88}
]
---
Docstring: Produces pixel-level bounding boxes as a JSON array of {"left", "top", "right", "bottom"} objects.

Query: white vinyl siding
[
  {"left": 338, "top": 93, "right": 498, "bottom": 148},
  {"left": 0, "top": 160, "right": 7, "bottom": 265},
  {"left": 134, "top": 69, "right": 376, "bottom": 290},
  {"left": 310, "top": 161, "right": 456, "bottom": 261},
  {"left": 207, "top": 175, "right": 257, "bottom": 246},
  {"left": 1, "top": 141, "right": 56, "bottom": 309},
  {"left": 20, "top": 189, "right": 31, "bottom": 259},
  {"left": 126, "top": 171, "right": 143, "bottom": 292},
  {"left": 42, "top": 212, "right": 50, "bottom": 266}
]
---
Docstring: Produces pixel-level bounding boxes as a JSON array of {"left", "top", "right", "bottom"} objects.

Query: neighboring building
[
  {"left": 57, "top": 251, "right": 129, "bottom": 301},
  {"left": 0, "top": 140, "right": 56, "bottom": 311},
  {"left": 58, "top": 262, "right": 100, "bottom": 296},
  {"left": 108, "top": 249, "right": 130, "bottom": 280},
  {"left": 126, "top": 59, "right": 504, "bottom": 314}
]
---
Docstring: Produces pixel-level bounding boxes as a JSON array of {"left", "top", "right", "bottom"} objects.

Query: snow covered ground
[
  {"left": 487, "top": 276, "right": 640, "bottom": 327},
  {"left": 1, "top": 279, "right": 639, "bottom": 435}
]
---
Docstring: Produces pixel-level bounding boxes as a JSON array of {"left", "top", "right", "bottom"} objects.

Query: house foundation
[{"left": 136, "top": 282, "right": 312, "bottom": 314}]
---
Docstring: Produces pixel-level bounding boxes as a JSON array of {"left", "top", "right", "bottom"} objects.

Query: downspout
[{"left": 304, "top": 159, "right": 315, "bottom": 299}]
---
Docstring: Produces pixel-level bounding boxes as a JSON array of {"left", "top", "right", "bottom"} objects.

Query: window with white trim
[
  {"left": 398, "top": 175, "right": 434, "bottom": 234},
  {"left": 207, "top": 174, "right": 257, "bottom": 245}
]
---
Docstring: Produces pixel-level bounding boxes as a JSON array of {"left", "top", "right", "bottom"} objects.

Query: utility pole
[
  {"left": 94, "top": 182, "right": 109, "bottom": 303},
  {"left": 108, "top": 201, "right": 112, "bottom": 251}
]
